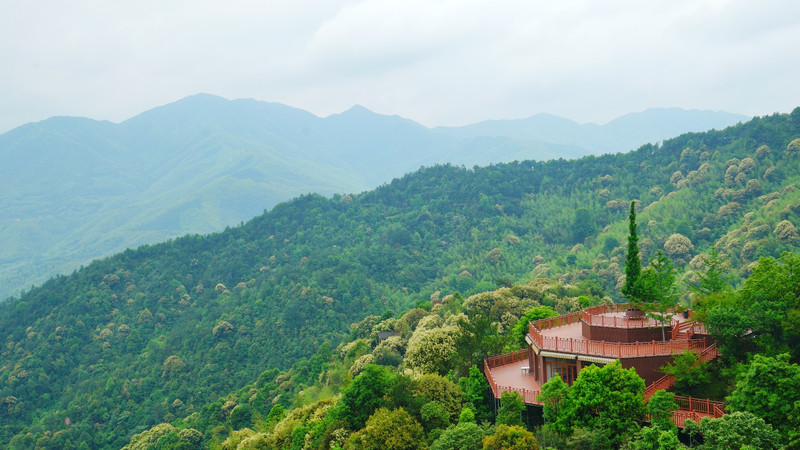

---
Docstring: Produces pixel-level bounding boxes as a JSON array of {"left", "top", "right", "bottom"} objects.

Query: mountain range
[
  {"left": 1, "top": 106, "right": 798, "bottom": 447},
  {"left": 0, "top": 94, "right": 747, "bottom": 300}
]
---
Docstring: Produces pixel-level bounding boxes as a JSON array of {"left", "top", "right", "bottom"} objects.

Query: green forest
[{"left": 2, "top": 108, "right": 800, "bottom": 448}]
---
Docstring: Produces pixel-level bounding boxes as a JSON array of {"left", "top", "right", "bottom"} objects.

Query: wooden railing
[
  {"left": 671, "top": 410, "right": 704, "bottom": 428},
  {"left": 645, "top": 392, "right": 726, "bottom": 428},
  {"left": 671, "top": 320, "right": 694, "bottom": 339},
  {"left": 485, "top": 348, "right": 528, "bottom": 369},
  {"left": 643, "top": 345, "right": 719, "bottom": 401},
  {"left": 484, "top": 351, "right": 542, "bottom": 405},
  {"left": 533, "top": 310, "right": 583, "bottom": 331},
  {"left": 529, "top": 321, "right": 707, "bottom": 358},
  {"left": 494, "top": 384, "right": 541, "bottom": 405},
  {"left": 528, "top": 304, "right": 710, "bottom": 359},
  {"left": 580, "top": 303, "right": 679, "bottom": 329},
  {"left": 643, "top": 374, "right": 676, "bottom": 401},
  {"left": 699, "top": 343, "right": 718, "bottom": 361},
  {"left": 675, "top": 396, "right": 725, "bottom": 417},
  {"left": 643, "top": 343, "right": 720, "bottom": 401},
  {"left": 641, "top": 341, "right": 724, "bottom": 428},
  {"left": 672, "top": 321, "right": 710, "bottom": 339}
]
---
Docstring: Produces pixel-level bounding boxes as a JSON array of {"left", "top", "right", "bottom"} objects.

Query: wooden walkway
[
  {"left": 485, "top": 313, "right": 725, "bottom": 429},
  {"left": 529, "top": 304, "right": 709, "bottom": 359}
]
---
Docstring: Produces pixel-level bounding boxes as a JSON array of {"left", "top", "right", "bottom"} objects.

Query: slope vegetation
[
  {"left": 0, "top": 95, "right": 747, "bottom": 299},
  {"left": 0, "top": 108, "right": 797, "bottom": 448}
]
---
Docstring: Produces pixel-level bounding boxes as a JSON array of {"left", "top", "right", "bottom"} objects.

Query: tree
[
  {"left": 456, "top": 314, "right": 504, "bottom": 372},
  {"left": 646, "top": 390, "right": 678, "bottom": 432},
  {"left": 737, "top": 252, "right": 800, "bottom": 360},
  {"left": 684, "top": 411, "right": 781, "bottom": 449},
  {"left": 496, "top": 391, "right": 525, "bottom": 427},
  {"left": 122, "top": 423, "right": 179, "bottom": 450},
  {"left": 637, "top": 251, "right": 679, "bottom": 340},
  {"left": 662, "top": 233, "right": 694, "bottom": 267},
  {"left": 482, "top": 424, "right": 539, "bottom": 450},
  {"left": 627, "top": 426, "right": 684, "bottom": 450},
  {"left": 415, "top": 373, "right": 464, "bottom": 423},
  {"left": 405, "top": 325, "right": 459, "bottom": 375},
  {"left": 702, "top": 252, "right": 800, "bottom": 361},
  {"left": 510, "top": 306, "right": 558, "bottom": 349},
  {"left": 572, "top": 207, "right": 594, "bottom": 244},
  {"left": 430, "top": 422, "right": 485, "bottom": 450},
  {"left": 344, "top": 408, "right": 425, "bottom": 450},
  {"left": 420, "top": 401, "right": 450, "bottom": 432},
  {"left": 659, "top": 351, "right": 711, "bottom": 393},
  {"left": 538, "top": 373, "right": 569, "bottom": 427},
  {"left": 726, "top": 353, "right": 800, "bottom": 444},
  {"left": 336, "top": 364, "right": 394, "bottom": 429},
  {"left": 552, "top": 361, "right": 646, "bottom": 445},
  {"left": 702, "top": 296, "right": 754, "bottom": 357},
  {"left": 228, "top": 404, "right": 253, "bottom": 430},
  {"left": 458, "top": 365, "right": 492, "bottom": 423},
  {"left": 687, "top": 245, "right": 733, "bottom": 298},
  {"left": 622, "top": 201, "right": 643, "bottom": 304}
]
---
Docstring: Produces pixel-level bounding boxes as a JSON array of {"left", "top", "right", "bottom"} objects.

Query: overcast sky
[{"left": 2, "top": 0, "right": 799, "bottom": 133}]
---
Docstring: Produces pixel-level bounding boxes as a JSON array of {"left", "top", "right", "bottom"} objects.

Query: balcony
[
  {"left": 528, "top": 303, "right": 709, "bottom": 359},
  {"left": 484, "top": 349, "right": 542, "bottom": 405}
]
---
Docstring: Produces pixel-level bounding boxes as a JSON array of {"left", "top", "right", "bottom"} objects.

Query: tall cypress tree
[{"left": 622, "top": 200, "right": 641, "bottom": 304}]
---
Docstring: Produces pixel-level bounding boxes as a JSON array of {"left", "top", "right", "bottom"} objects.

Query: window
[{"left": 545, "top": 358, "right": 578, "bottom": 385}]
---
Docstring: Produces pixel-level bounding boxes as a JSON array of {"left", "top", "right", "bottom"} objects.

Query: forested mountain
[
  {"left": 0, "top": 108, "right": 798, "bottom": 448},
  {"left": 0, "top": 95, "right": 747, "bottom": 300},
  {"left": 432, "top": 107, "right": 747, "bottom": 156}
]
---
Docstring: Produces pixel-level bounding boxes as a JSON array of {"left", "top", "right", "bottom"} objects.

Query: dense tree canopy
[
  {"left": 542, "top": 361, "right": 646, "bottom": 445},
  {"left": 2, "top": 107, "right": 800, "bottom": 447}
]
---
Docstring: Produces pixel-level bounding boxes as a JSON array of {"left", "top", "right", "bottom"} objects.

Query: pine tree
[{"left": 622, "top": 201, "right": 642, "bottom": 304}]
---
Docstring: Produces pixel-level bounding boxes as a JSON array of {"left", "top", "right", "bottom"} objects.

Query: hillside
[
  {"left": 0, "top": 108, "right": 798, "bottom": 447},
  {"left": 0, "top": 95, "right": 748, "bottom": 300}
]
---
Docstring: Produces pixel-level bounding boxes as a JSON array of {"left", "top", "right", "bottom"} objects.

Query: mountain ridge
[
  {"left": 1, "top": 109, "right": 799, "bottom": 447},
  {"left": 0, "top": 95, "right": 750, "bottom": 300}
]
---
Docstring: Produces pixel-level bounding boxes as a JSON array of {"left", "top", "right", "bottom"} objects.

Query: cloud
[{"left": 1, "top": 0, "right": 798, "bottom": 132}]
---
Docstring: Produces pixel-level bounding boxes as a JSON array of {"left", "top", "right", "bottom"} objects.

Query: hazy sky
[{"left": 2, "top": 0, "right": 799, "bottom": 133}]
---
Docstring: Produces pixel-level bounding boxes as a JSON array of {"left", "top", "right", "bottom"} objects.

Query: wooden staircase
[
  {"left": 643, "top": 342, "right": 722, "bottom": 427},
  {"left": 671, "top": 320, "right": 704, "bottom": 340}
]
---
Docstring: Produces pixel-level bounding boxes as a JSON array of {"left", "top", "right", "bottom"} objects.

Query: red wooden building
[{"left": 484, "top": 303, "right": 725, "bottom": 427}]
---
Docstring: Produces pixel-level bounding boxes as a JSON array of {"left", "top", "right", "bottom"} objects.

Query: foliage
[
  {"left": 686, "top": 245, "right": 734, "bottom": 299},
  {"left": 405, "top": 326, "right": 459, "bottom": 375},
  {"left": 420, "top": 401, "right": 450, "bottom": 431},
  {"left": 646, "top": 390, "right": 678, "bottom": 432},
  {"left": 336, "top": 364, "right": 395, "bottom": 430},
  {"left": 4, "top": 109, "right": 800, "bottom": 446},
  {"left": 637, "top": 251, "right": 680, "bottom": 339},
  {"left": 684, "top": 411, "right": 781, "bottom": 449},
  {"left": 482, "top": 424, "right": 539, "bottom": 450},
  {"left": 533, "top": 424, "right": 567, "bottom": 449},
  {"left": 658, "top": 351, "right": 711, "bottom": 393},
  {"left": 496, "top": 391, "right": 525, "bottom": 427},
  {"left": 623, "top": 200, "right": 643, "bottom": 304},
  {"left": 703, "top": 252, "right": 800, "bottom": 361},
  {"left": 547, "top": 361, "right": 646, "bottom": 445},
  {"left": 344, "top": 407, "right": 425, "bottom": 450},
  {"left": 121, "top": 423, "right": 179, "bottom": 450},
  {"left": 430, "top": 422, "right": 485, "bottom": 450},
  {"left": 626, "top": 426, "right": 684, "bottom": 450},
  {"left": 572, "top": 207, "right": 596, "bottom": 244},
  {"left": 458, "top": 365, "right": 492, "bottom": 423},
  {"left": 565, "top": 427, "right": 613, "bottom": 449},
  {"left": 509, "top": 306, "right": 558, "bottom": 349},
  {"left": 726, "top": 353, "right": 800, "bottom": 443},
  {"left": 228, "top": 403, "right": 254, "bottom": 430},
  {"left": 538, "top": 373, "right": 569, "bottom": 425},
  {"left": 662, "top": 234, "right": 694, "bottom": 267},
  {"left": 414, "top": 374, "right": 463, "bottom": 423}
]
